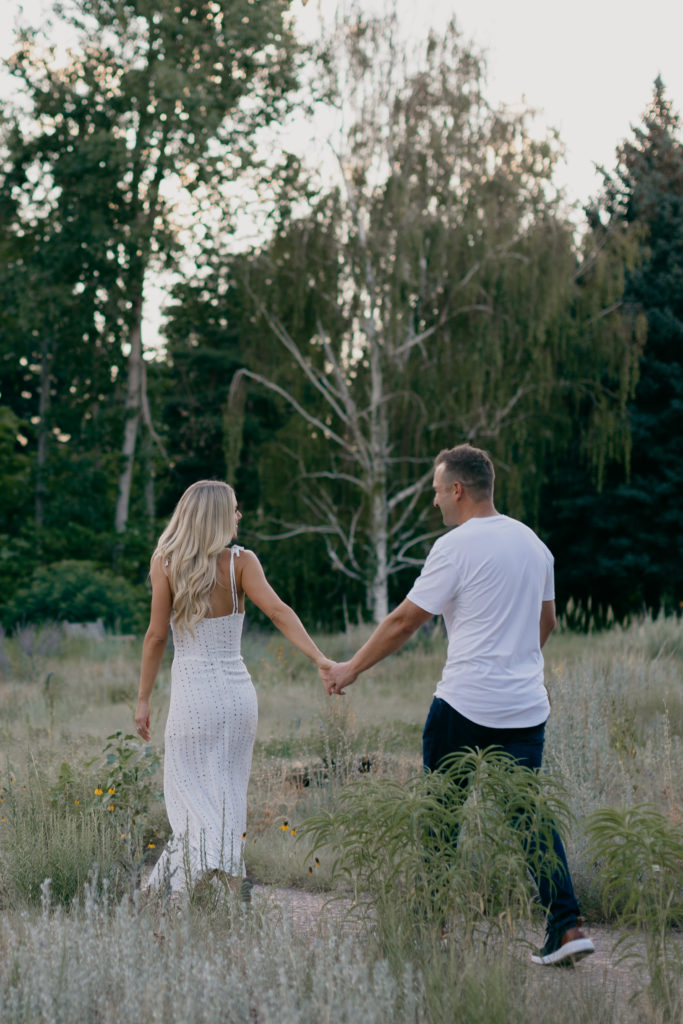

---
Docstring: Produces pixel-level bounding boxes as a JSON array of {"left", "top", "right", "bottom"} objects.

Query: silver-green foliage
[{"left": 0, "top": 885, "right": 423, "bottom": 1024}]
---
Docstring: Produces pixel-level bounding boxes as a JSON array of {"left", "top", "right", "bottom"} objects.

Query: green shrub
[
  {"left": 2, "top": 559, "right": 148, "bottom": 632},
  {"left": 301, "top": 747, "right": 572, "bottom": 953}
]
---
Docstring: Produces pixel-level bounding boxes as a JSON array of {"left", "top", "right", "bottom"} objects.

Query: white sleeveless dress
[{"left": 147, "top": 546, "right": 258, "bottom": 892}]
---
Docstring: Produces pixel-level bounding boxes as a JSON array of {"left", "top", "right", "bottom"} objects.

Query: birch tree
[{"left": 229, "top": 9, "right": 641, "bottom": 622}]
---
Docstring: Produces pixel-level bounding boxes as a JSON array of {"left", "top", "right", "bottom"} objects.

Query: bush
[{"left": 2, "top": 560, "right": 148, "bottom": 633}]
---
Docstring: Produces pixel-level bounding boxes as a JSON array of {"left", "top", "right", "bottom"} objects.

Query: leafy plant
[
  {"left": 301, "top": 747, "right": 573, "bottom": 952},
  {"left": 89, "top": 732, "right": 162, "bottom": 828},
  {"left": 585, "top": 803, "right": 683, "bottom": 1013}
]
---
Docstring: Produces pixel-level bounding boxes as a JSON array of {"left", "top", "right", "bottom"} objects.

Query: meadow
[{"left": 0, "top": 614, "right": 681, "bottom": 1023}]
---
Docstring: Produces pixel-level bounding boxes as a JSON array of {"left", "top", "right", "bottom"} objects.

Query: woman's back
[{"left": 171, "top": 547, "right": 246, "bottom": 661}]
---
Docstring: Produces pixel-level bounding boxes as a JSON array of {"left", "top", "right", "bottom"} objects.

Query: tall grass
[{"left": 0, "top": 614, "right": 681, "bottom": 1021}]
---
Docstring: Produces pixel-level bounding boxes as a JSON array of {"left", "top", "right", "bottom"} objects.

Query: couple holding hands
[{"left": 136, "top": 443, "right": 593, "bottom": 967}]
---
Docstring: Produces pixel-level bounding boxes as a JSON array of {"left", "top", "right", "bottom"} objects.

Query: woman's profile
[{"left": 135, "top": 479, "right": 329, "bottom": 893}]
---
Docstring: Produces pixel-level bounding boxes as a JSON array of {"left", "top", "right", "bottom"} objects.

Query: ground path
[{"left": 249, "top": 884, "right": 681, "bottom": 1016}]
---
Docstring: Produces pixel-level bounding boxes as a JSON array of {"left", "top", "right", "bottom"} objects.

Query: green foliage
[
  {"left": 91, "top": 731, "right": 162, "bottom": 828},
  {"left": 2, "top": 559, "right": 148, "bottom": 631},
  {"left": 543, "top": 79, "right": 683, "bottom": 622},
  {"left": 585, "top": 803, "right": 683, "bottom": 1012},
  {"left": 213, "top": 8, "right": 641, "bottom": 624},
  {"left": 301, "top": 748, "right": 572, "bottom": 948},
  {"left": 0, "top": 772, "right": 125, "bottom": 907}
]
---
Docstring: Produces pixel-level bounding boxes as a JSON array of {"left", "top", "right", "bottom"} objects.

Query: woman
[{"left": 135, "top": 479, "right": 329, "bottom": 893}]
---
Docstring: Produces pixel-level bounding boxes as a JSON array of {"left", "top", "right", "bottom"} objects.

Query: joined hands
[{"left": 319, "top": 660, "right": 357, "bottom": 696}]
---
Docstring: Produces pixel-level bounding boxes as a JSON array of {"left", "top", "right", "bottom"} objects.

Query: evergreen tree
[{"left": 542, "top": 78, "right": 683, "bottom": 622}]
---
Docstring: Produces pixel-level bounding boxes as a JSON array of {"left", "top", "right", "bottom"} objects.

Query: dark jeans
[{"left": 422, "top": 696, "right": 580, "bottom": 936}]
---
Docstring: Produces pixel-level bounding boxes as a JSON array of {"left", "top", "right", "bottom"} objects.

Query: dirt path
[{"left": 249, "top": 884, "right": 681, "bottom": 1009}]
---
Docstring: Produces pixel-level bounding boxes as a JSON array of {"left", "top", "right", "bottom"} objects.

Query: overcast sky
[{"left": 298, "top": 0, "right": 683, "bottom": 209}]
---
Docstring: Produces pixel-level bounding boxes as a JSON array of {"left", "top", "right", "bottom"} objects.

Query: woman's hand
[
  {"left": 319, "top": 660, "right": 357, "bottom": 696},
  {"left": 135, "top": 699, "right": 151, "bottom": 742}
]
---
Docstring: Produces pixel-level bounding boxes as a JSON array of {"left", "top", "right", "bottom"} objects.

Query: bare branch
[
  {"left": 243, "top": 280, "right": 352, "bottom": 427},
  {"left": 232, "top": 368, "right": 354, "bottom": 455}
]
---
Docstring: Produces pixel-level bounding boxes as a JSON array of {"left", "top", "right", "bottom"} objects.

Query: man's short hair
[{"left": 434, "top": 444, "right": 495, "bottom": 501}]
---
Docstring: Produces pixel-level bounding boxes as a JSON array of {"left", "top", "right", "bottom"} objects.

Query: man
[{"left": 320, "top": 443, "right": 594, "bottom": 966}]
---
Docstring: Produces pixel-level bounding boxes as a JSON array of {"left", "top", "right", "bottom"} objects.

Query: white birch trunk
[{"left": 114, "top": 300, "right": 143, "bottom": 534}]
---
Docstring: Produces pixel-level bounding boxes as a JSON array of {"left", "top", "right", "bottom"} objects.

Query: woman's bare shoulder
[
  {"left": 150, "top": 554, "right": 169, "bottom": 579},
  {"left": 232, "top": 547, "right": 262, "bottom": 573}
]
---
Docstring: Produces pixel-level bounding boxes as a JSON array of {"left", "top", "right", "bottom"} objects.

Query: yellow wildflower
[
  {"left": 108, "top": 787, "right": 116, "bottom": 795},
  {"left": 147, "top": 842, "right": 156, "bottom": 849},
  {"left": 107, "top": 804, "right": 115, "bottom": 812},
  {"left": 74, "top": 800, "right": 80, "bottom": 805},
  {"left": 94, "top": 787, "right": 103, "bottom": 795}
]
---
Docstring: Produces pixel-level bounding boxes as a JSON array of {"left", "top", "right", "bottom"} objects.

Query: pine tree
[{"left": 542, "top": 78, "right": 683, "bottom": 621}]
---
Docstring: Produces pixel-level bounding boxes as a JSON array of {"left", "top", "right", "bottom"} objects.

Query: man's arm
[
  {"left": 321, "top": 599, "right": 433, "bottom": 694},
  {"left": 540, "top": 599, "right": 556, "bottom": 648}
]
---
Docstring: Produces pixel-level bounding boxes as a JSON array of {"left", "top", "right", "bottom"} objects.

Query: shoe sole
[{"left": 531, "top": 938, "right": 595, "bottom": 966}]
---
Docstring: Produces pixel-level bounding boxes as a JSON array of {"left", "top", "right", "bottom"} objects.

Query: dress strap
[{"left": 229, "top": 546, "right": 241, "bottom": 612}]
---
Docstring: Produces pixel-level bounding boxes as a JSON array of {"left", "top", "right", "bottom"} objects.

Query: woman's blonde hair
[{"left": 152, "top": 480, "right": 238, "bottom": 634}]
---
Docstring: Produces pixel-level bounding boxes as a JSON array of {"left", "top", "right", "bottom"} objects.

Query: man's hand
[{"left": 319, "top": 660, "right": 358, "bottom": 696}]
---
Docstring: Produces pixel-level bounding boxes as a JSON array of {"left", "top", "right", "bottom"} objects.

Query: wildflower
[
  {"left": 0, "top": 796, "right": 5, "bottom": 802},
  {"left": 1, "top": 817, "right": 6, "bottom": 823},
  {"left": 290, "top": 828, "right": 297, "bottom": 836},
  {"left": 107, "top": 804, "right": 115, "bottom": 812},
  {"left": 108, "top": 787, "right": 116, "bottom": 795},
  {"left": 94, "top": 787, "right": 103, "bottom": 795},
  {"left": 74, "top": 800, "right": 80, "bottom": 806},
  {"left": 147, "top": 842, "right": 156, "bottom": 849},
  {"left": 120, "top": 834, "right": 127, "bottom": 840},
  {"left": 315, "top": 857, "right": 320, "bottom": 866},
  {"left": 308, "top": 866, "right": 313, "bottom": 875},
  {"left": 280, "top": 820, "right": 289, "bottom": 832},
  {"left": 241, "top": 832, "right": 247, "bottom": 840}
]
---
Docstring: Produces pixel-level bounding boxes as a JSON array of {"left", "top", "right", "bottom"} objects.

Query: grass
[{"left": 0, "top": 613, "right": 682, "bottom": 1021}]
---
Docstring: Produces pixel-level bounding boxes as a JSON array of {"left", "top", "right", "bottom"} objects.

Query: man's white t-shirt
[{"left": 406, "top": 514, "right": 553, "bottom": 729}]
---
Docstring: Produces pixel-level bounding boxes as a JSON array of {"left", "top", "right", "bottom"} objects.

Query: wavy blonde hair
[{"left": 152, "top": 480, "right": 238, "bottom": 635}]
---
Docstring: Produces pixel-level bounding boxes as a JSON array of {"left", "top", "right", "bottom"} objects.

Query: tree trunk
[
  {"left": 114, "top": 297, "right": 143, "bottom": 533},
  {"left": 35, "top": 334, "right": 51, "bottom": 541},
  {"left": 368, "top": 489, "right": 389, "bottom": 622},
  {"left": 367, "top": 333, "right": 390, "bottom": 623}
]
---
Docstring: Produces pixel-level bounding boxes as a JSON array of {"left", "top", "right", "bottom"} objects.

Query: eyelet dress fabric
[{"left": 147, "top": 546, "right": 258, "bottom": 892}]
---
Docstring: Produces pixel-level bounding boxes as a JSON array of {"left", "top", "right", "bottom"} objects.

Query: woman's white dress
[{"left": 147, "top": 547, "right": 258, "bottom": 892}]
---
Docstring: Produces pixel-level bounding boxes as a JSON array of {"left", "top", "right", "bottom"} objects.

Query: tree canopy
[{"left": 0, "top": 4, "right": 678, "bottom": 631}]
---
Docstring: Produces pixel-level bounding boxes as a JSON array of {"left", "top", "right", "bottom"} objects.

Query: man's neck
[{"left": 457, "top": 502, "right": 498, "bottom": 525}]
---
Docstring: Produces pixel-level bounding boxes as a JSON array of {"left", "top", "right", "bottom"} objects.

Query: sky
[
  {"left": 3, "top": 0, "right": 682, "bottom": 208},
  {"left": 296, "top": 0, "right": 683, "bottom": 209}
]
